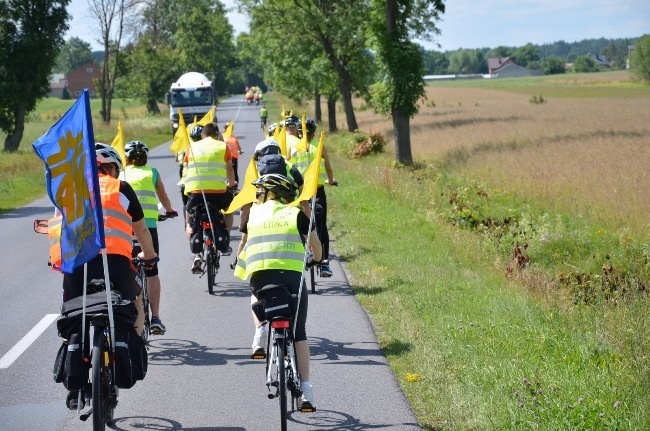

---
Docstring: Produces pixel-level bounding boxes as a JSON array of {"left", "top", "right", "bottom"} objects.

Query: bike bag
[
  {"left": 113, "top": 327, "right": 148, "bottom": 389},
  {"left": 60, "top": 332, "right": 89, "bottom": 390},
  {"left": 253, "top": 284, "right": 297, "bottom": 321},
  {"left": 189, "top": 204, "right": 230, "bottom": 253}
]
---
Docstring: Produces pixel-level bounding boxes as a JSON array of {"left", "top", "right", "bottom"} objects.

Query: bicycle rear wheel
[
  {"left": 206, "top": 244, "right": 216, "bottom": 294},
  {"left": 141, "top": 268, "right": 150, "bottom": 339},
  {"left": 276, "top": 332, "right": 288, "bottom": 431},
  {"left": 310, "top": 266, "right": 316, "bottom": 293},
  {"left": 91, "top": 330, "right": 106, "bottom": 431}
]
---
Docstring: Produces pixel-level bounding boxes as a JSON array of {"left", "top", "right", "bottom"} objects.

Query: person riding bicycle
[
  {"left": 182, "top": 123, "right": 237, "bottom": 273},
  {"left": 259, "top": 106, "right": 268, "bottom": 130},
  {"left": 234, "top": 173, "right": 322, "bottom": 411},
  {"left": 224, "top": 122, "right": 243, "bottom": 184},
  {"left": 56, "top": 143, "right": 158, "bottom": 409},
  {"left": 121, "top": 140, "right": 177, "bottom": 335},
  {"left": 287, "top": 117, "right": 336, "bottom": 277}
]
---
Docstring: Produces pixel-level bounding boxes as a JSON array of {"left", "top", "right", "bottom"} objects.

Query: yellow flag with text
[
  {"left": 197, "top": 106, "right": 216, "bottom": 126},
  {"left": 224, "top": 156, "right": 259, "bottom": 214},
  {"left": 111, "top": 121, "right": 126, "bottom": 167},
  {"left": 170, "top": 109, "right": 190, "bottom": 154},
  {"left": 289, "top": 132, "right": 324, "bottom": 206},
  {"left": 277, "top": 126, "right": 288, "bottom": 158}
]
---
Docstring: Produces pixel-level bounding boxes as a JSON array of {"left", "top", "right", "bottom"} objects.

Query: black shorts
[
  {"left": 186, "top": 192, "right": 234, "bottom": 214},
  {"left": 62, "top": 254, "right": 138, "bottom": 302}
]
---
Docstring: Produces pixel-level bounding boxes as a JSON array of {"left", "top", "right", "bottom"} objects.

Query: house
[
  {"left": 487, "top": 57, "right": 543, "bottom": 78},
  {"left": 590, "top": 54, "right": 610, "bottom": 68},
  {"left": 66, "top": 60, "right": 102, "bottom": 97},
  {"left": 48, "top": 73, "right": 67, "bottom": 98}
]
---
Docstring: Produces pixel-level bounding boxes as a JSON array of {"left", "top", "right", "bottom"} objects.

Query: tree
[
  {"left": 487, "top": 45, "right": 514, "bottom": 58},
  {"left": 55, "top": 37, "right": 93, "bottom": 74},
  {"left": 514, "top": 43, "right": 540, "bottom": 68},
  {"left": 88, "top": 0, "right": 138, "bottom": 123},
  {"left": 369, "top": 0, "right": 445, "bottom": 165},
  {"left": 422, "top": 49, "right": 449, "bottom": 75},
  {"left": 447, "top": 49, "right": 483, "bottom": 74},
  {"left": 573, "top": 55, "right": 598, "bottom": 73},
  {"left": 0, "top": 0, "right": 70, "bottom": 152},
  {"left": 542, "top": 56, "right": 566, "bottom": 75},
  {"left": 631, "top": 34, "right": 650, "bottom": 85}
]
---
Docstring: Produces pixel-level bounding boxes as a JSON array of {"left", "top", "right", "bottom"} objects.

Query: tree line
[{"left": 422, "top": 37, "right": 641, "bottom": 75}]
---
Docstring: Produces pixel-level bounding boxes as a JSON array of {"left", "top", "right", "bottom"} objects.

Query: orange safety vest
[
  {"left": 226, "top": 136, "right": 240, "bottom": 159},
  {"left": 98, "top": 174, "right": 133, "bottom": 258}
]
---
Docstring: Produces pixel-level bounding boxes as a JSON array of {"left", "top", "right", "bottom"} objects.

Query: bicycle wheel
[
  {"left": 310, "top": 265, "right": 316, "bottom": 294},
  {"left": 206, "top": 244, "right": 216, "bottom": 294},
  {"left": 141, "top": 268, "right": 150, "bottom": 339},
  {"left": 277, "top": 331, "right": 288, "bottom": 431},
  {"left": 91, "top": 329, "right": 106, "bottom": 431}
]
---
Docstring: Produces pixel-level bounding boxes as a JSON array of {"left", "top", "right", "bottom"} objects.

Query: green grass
[{"left": 326, "top": 133, "right": 649, "bottom": 430}]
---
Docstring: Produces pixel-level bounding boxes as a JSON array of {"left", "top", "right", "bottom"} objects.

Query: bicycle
[
  {"left": 308, "top": 258, "right": 330, "bottom": 294},
  {"left": 191, "top": 203, "right": 230, "bottom": 295},
  {"left": 253, "top": 284, "right": 314, "bottom": 431},
  {"left": 131, "top": 212, "right": 175, "bottom": 338}
]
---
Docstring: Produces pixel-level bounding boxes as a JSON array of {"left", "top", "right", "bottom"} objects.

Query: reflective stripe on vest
[
  {"left": 122, "top": 166, "right": 158, "bottom": 221},
  {"left": 289, "top": 143, "right": 327, "bottom": 186},
  {"left": 48, "top": 216, "right": 62, "bottom": 270},
  {"left": 184, "top": 138, "right": 228, "bottom": 193},
  {"left": 237, "top": 201, "right": 304, "bottom": 279},
  {"left": 99, "top": 174, "right": 133, "bottom": 258}
]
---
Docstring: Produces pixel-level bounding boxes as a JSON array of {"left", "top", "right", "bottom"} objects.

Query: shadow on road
[
  {"left": 289, "top": 409, "right": 421, "bottom": 430},
  {"left": 309, "top": 336, "right": 387, "bottom": 366},
  {"left": 146, "top": 339, "right": 250, "bottom": 367},
  {"left": 0, "top": 205, "right": 53, "bottom": 218},
  {"left": 111, "top": 416, "right": 246, "bottom": 430}
]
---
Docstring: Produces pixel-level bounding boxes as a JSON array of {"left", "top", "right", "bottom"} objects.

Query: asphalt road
[{"left": 0, "top": 96, "right": 422, "bottom": 431}]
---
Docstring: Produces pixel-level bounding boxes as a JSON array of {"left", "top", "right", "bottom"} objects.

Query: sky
[{"left": 66, "top": 0, "right": 649, "bottom": 52}]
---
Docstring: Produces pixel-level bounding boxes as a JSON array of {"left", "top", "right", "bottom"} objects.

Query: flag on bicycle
[
  {"left": 169, "top": 108, "right": 190, "bottom": 154},
  {"left": 32, "top": 89, "right": 105, "bottom": 274},
  {"left": 224, "top": 156, "right": 259, "bottom": 214},
  {"left": 196, "top": 106, "right": 216, "bottom": 126},
  {"left": 289, "top": 131, "right": 324, "bottom": 206},
  {"left": 223, "top": 120, "right": 234, "bottom": 139},
  {"left": 111, "top": 120, "right": 126, "bottom": 167}
]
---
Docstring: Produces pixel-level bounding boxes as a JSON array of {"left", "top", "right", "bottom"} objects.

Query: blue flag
[{"left": 33, "top": 89, "right": 104, "bottom": 274}]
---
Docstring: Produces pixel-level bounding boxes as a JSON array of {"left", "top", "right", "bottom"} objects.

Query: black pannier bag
[
  {"left": 113, "top": 327, "right": 148, "bottom": 389},
  {"left": 253, "top": 284, "right": 297, "bottom": 322},
  {"left": 62, "top": 332, "right": 89, "bottom": 390}
]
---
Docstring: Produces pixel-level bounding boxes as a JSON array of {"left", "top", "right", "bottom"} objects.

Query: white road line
[{"left": 0, "top": 314, "right": 59, "bottom": 369}]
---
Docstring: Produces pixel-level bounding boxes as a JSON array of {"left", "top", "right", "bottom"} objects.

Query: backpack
[
  {"left": 113, "top": 327, "right": 148, "bottom": 389},
  {"left": 256, "top": 153, "right": 287, "bottom": 176}
]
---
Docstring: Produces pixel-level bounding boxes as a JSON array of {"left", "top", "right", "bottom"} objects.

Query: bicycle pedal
[
  {"left": 299, "top": 403, "right": 316, "bottom": 413},
  {"left": 250, "top": 349, "right": 266, "bottom": 360}
]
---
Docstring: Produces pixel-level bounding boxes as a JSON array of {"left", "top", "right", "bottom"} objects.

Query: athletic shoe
[
  {"left": 250, "top": 324, "right": 267, "bottom": 359},
  {"left": 191, "top": 255, "right": 202, "bottom": 274},
  {"left": 66, "top": 390, "right": 84, "bottom": 410},
  {"left": 299, "top": 382, "right": 316, "bottom": 412},
  {"left": 319, "top": 265, "right": 333, "bottom": 278},
  {"left": 150, "top": 316, "right": 166, "bottom": 334}
]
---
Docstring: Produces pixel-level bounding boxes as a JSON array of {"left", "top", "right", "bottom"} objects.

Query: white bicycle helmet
[
  {"left": 254, "top": 138, "right": 280, "bottom": 158},
  {"left": 95, "top": 143, "right": 124, "bottom": 172}
]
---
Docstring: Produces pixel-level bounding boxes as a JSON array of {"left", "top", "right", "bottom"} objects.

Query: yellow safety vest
[
  {"left": 121, "top": 166, "right": 158, "bottom": 222},
  {"left": 288, "top": 142, "right": 327, "bottom": 186},
  {"left": 184, "top": 138, "right": 228, "bottom": 193},
  {"left": 234, "top": 200, "right": 305, "bottom": 280}
]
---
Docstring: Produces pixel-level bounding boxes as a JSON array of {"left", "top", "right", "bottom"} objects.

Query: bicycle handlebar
[{"left": 158, "top": 210, "right": 178, "bottom": 221}]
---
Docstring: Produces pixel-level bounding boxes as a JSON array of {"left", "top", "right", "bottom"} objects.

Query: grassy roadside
[{"left": 325, "top": 133, "right": 648, "bottom": 430}]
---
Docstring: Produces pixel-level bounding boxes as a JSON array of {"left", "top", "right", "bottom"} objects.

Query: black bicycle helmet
[
  {"left": 189, "top": 125, "right": 203, "bottom": 141},
  {"left": 124, "top": 140, "right": 149, "bottom": 159},
  {"left": 284, "top": 115, "right": 300, "bottom": 128},
  {"left": 95, "top": 143, "right": 124, "bottom": 172},
  {"left": 297, "top": 117, "right": 317, "bottom": 135},
  {"left": 252, "top": 174, "right": 298, "bottom": 201}
]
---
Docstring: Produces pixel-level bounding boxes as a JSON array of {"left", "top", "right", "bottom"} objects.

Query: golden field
[{"left": 352, "top": 71, "right": 650, "bottom": 234}]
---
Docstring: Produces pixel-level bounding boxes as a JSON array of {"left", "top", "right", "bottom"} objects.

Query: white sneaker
[
  {"left": 251, "top": 324, "right": 267, "bottom": 357},
  {"left": 191, "top": 254, "right": 202, "bottom": 274},
  {"left": 300, "top": 382, "right": 315, "bottom": 412}
]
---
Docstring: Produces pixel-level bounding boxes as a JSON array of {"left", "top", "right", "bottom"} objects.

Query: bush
[{"left": 350, "top": 129, "right": 386, "bottom": 158}]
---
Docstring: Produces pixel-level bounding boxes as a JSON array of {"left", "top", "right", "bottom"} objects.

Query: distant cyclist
[
  {"left": 224, "top": 122, "right": 244, "bottom": 185},
  {"left": 234, "top": 173, "right": 322, "bottom": 412},
  {"left": 121, "top": 140, "right": 177, "bottom": 334},
  {"left": 259, "top": 106, "right": 268, "bottom": 130}
]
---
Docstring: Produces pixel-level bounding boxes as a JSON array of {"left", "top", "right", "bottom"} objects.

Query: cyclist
[
  {"left": 224, "top": 122, "right": 243, "bottom": 184},
  {"left": 287, "top": 117, "right": 336, "bottom": 277},
  {"left": 234, "top": 173, "right": 322, "bottom": 411},
  {"left": 121, "top": 140, "right": 177, "bottom": 334},
  {"left": 283, "top": 115, "right": 301, "bottom": 151},
  {"left": 259, "top": 105, "right": 268, "bottom": 131},
  {"left": 56, "top": 143, "right": 158, "bottom": 409},
  {"left": 182, "top": 123, "right": 237, "bottom": 273}
]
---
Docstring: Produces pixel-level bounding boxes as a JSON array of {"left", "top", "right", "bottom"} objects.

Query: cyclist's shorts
[{"left": 186, "top": 192, "right": 234, "bottom": 214}]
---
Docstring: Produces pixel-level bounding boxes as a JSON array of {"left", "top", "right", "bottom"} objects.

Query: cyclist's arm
[
  {"left": 298, "top": 211, "right": 322, "bottom": 261},
  {"left": 321, "top": 145, "right": 335, "bottom": 184}
]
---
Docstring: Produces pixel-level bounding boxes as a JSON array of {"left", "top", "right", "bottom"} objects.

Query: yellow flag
[
  {"left": 277, "top": 126, "right": 288, "bottom": 158},
  {"left": 111, "top": 121, "right": 126, "bottom": 167},
  {"left": 289, "top": 132, "right": 324, "bottom": 206},
  {"left": 224, "top": 156, "right": 259, "bottom": 214},
  {"left": 170, "top": 109, "right": 190, "bottom": 154},
  {"left": 197, "top": 106, "right": 216, "bottom": 126},
  {"left": 295, "top": 115, "right": 309, "bottom": 153},
  {"left": 223, "top": 120, "right": 234, "bottom": 139}
]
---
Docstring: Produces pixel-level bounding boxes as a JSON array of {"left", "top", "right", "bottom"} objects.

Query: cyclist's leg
[{"left": 315, "top": 186, "right": 329, "bottom": 259}]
